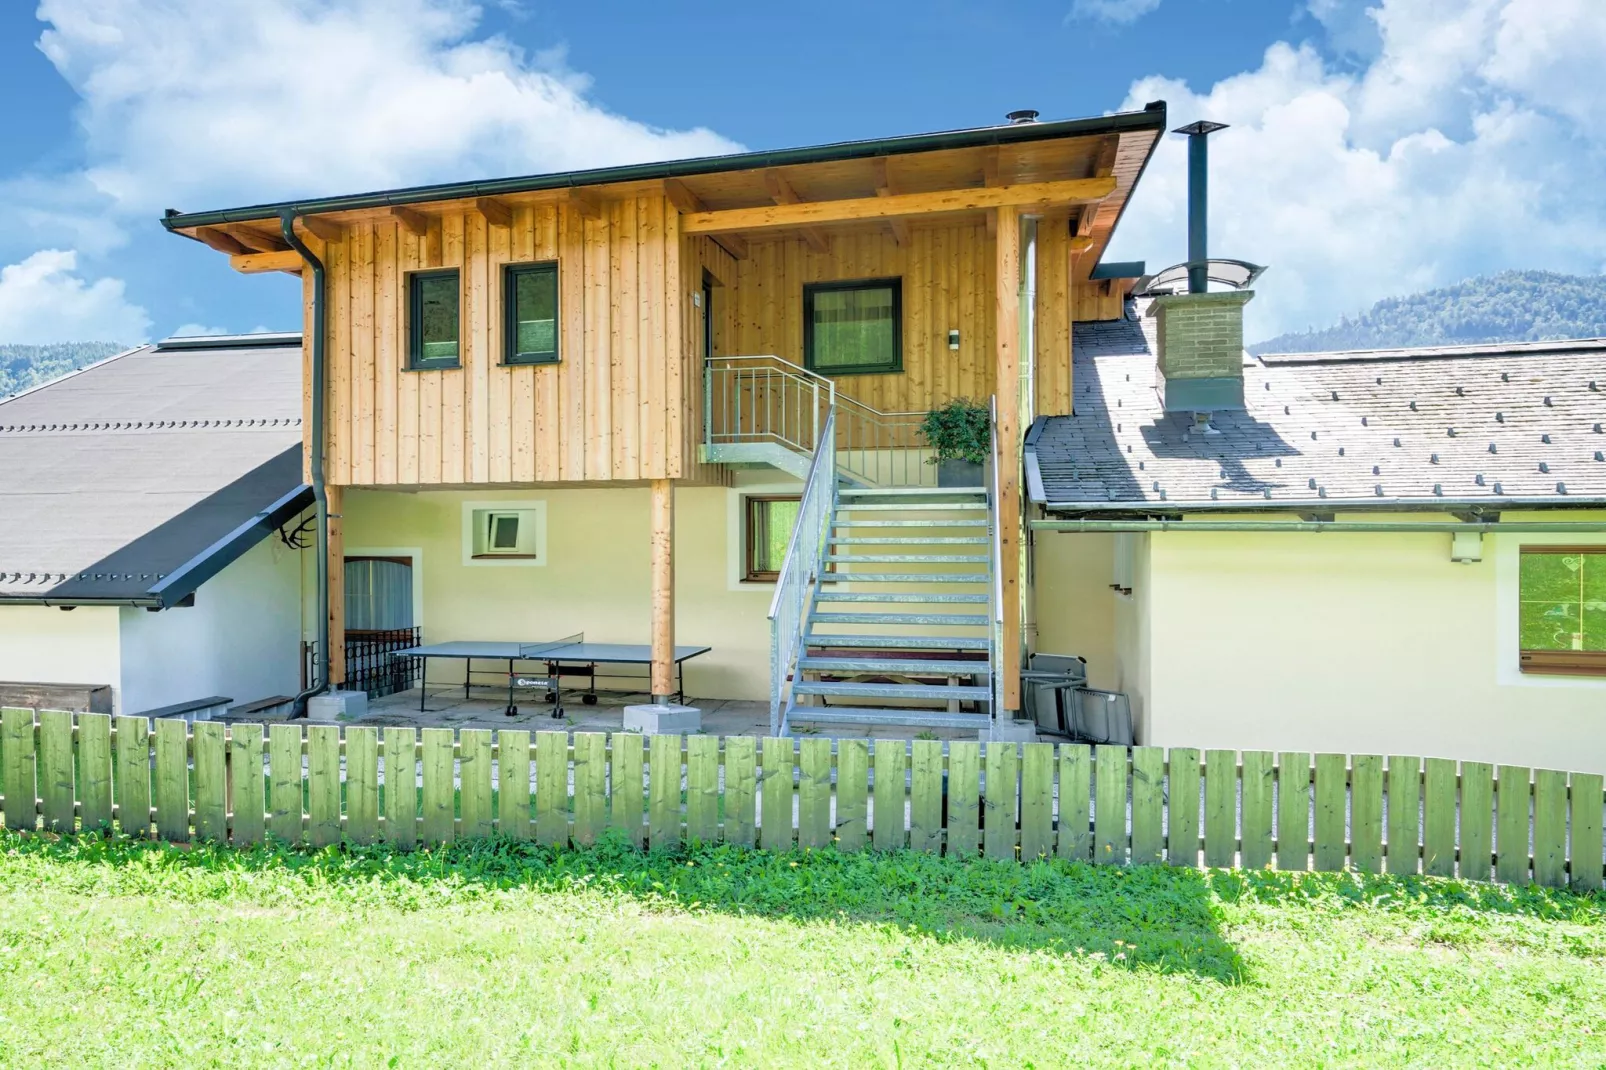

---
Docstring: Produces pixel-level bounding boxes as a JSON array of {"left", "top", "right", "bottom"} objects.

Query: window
[
  {"left": 1518, "top": 547, "right": 1606, "bottom": 676},
  {"left": 344, "top": 556, "right": 415, "bottom": 632},
  {"left": 804, "top": 278, "right": 901, "bottom": 375},
  {"left": 744, "top": 496, "right": 801, "bottom": 582},
  {"left": 504, "top": 262, "right": 560, "bottom": 365},
  {"left": 462, "top": 501, "right": 547, "bottom": 566},
  {"left": 408, "top": 269, "right": 460, "bottom": 368}
]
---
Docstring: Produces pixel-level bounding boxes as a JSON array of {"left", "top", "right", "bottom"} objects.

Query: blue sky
[{"left": 0, "top": 0, "right": 1601, "bottom": 345}]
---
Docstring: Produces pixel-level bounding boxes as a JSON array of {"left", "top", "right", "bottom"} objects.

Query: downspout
[{"left": 281, "top": 210, "right": 331, "bottom": 718}]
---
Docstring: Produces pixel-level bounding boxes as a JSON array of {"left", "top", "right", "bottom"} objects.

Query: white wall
[
  {"left": 0, "top": 605, "right": 121, "bottom": 701},
  {"left": 1132, "top": 520, "right": 1606, "bottom": 774},
  {"left": 119, "top": 535, "right": 306, "bottom": 714}
]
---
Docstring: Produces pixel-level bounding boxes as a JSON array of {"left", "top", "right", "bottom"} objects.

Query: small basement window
[
  {"left": 744, "top": 496, "right": 801, "bottom": 582},
  {"left": 462, "top": 502, "right": 547, "bottom": 565},
  {"left": 1518, "top": 546, "right": 1606, "bottom": 676},
  {"left": 409, "top": 269, "right": 461, "bottom": 368},
  {"left": 504, "top": 262, "right": 559, "bottom": 365},
  {"left": 804, "top": 278, "right": 901, "bottom": 375}
]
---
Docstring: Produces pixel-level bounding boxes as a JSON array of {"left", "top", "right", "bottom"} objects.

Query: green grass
[{"left": 0, "top": 832, "right": 1602, "bottom": 1067}]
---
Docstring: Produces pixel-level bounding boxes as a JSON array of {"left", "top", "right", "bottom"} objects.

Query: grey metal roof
[
  {"left": 1028, "top": 306, "right": 1606, "bottom": 512},
  {"left": 0, "top": 335, "right": 309, "bottom": 605}
]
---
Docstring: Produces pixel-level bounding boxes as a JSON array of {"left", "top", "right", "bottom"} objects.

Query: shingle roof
[
  {"left": 0, "top": 335, "right": 308, "bottom": 604},
  {"left": 1027, "top": 307, "right": 1606, "bottom": 512}
]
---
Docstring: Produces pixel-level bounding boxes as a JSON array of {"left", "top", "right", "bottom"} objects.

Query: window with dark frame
[
  {"left": 804, "top": 278, "right": 901, "bottom": 375},
  {"left": 1518, "top": 546, "right": 1606, "bottom": 676},
  {"left": 408, "top": 269, "right": 461, "bottom": 368},
  {"left": 744, "top": 496, "right": 802, "bottom": 582},
  {"left": 503, "top": 262, "right": 560, "bottom": 365}
]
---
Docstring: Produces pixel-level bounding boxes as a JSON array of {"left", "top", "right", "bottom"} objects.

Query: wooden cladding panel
[
  {"left": 1034, "top": 212, "right": 1073, "bottom": 418},
  {"left": 315, "top": 195, "right": 689, "bottom": 486}
]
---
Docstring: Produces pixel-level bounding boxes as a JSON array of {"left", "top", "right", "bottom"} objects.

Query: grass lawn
[{"left": 0, "top": 833, "right": 1601, "bottom": 1068}]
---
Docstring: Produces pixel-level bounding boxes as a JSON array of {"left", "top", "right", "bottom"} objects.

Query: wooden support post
[
  {"left": 650, "top": 478, "right": 675, "bottom": 700},
  {"left": 994, "top": 205, "right": 1022, "bottom": 714},
  {"left": 326, "top": 484, "right": 346, "bottom": 686}
]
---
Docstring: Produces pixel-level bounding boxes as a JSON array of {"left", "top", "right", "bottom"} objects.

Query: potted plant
[{"left": 919, "top": 398, "right": 989, "bottom": 487}]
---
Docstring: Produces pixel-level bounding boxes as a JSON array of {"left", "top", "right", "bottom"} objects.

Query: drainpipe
[
  {"left": 1018, "top": 215, "right": 1038, "bottom": 658},
  {"left": 281, "top": 210, "right": 331, "bottom": 718}
]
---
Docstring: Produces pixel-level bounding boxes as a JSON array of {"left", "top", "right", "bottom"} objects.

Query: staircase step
[
  {"left": 807, "top": 634, "right": 990, "bottom": 650},
  {"left": 832, "top": 519, "right": 989, "bottom": 527},
  {"left": 816, "top": 591, "right": 989, "bottom": 604},
  {"left": 794, "top": 681, "right": 991, "bottom": 701},
  {"left": 810, "top": 611, "right": 989, "bottom": 627},
  {"left": 839, "top": 486, "right": 986, "bottom": 496},
  {"left": 821, "top": 573, "right": 990, "bottom": 583},
  {"left": 799, "top": 656, "right": 989, "bottom": 676},
  {"left": 837, "top": 502, "right": 988, "bottom": 512},
  {"left": 830, "top": 536, "right": 989, "bottom": 545},
  {"left": 786, "top": 707, "right": 993, "bottom": 730},
  {"left": 827, "top": 554, "right": 989, "bottom": 564}
]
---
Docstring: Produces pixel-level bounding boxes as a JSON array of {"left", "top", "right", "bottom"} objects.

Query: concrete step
[
  {"left": 827, "top": 553, "right": 989, "bottom": 564},
  {"left": 838, "top": 486, "right": 985, "bottom": 498},
  {"left": 830, "top": 537, "right": 989, "bottom": 546},
  {"left": 805, "top": 634, "right": 990, "bottom": 651},
  {"left": 809, "top": 611, "right": 989, "bottom": 627},
  {"left": 799, "top": 656, "right": 990, "bottom": 676},
  {"left": 786, "top": 706, "right": 993, "bottom": 730},
  {"left": 837, "top": 502, "right": 988, "bottom": 512},
  {"left": 831, "top": 519, "right": 990, "bottom": 527},
  {"left": 794, "top": 680, "right": 991, "bottom": 702},
  {"left": 815, "top": 591, "right": 989, "bottom": 604},
  {"left": 820, "top": 573, "right": 990, "bottom": 583}
]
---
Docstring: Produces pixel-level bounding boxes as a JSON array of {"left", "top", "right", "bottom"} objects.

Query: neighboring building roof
[
  {"left": 1027, "top": 309, "right": 1606, "bottom": 512},
  {"left": 159, "top": 105, "right": 1168, "bottom": 230},
  {"left": 0, "top": 334, "right": 310, "bottom": 606}
]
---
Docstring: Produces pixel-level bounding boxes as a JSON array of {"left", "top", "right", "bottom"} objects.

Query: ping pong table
[{"left": 392, "top": 635, "right": 711, "bottom": 717}]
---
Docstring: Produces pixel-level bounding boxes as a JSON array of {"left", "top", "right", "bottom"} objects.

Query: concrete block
[
  {"left": 983, "top": 717, "right": 1038, "bottom": 743},
  {"left": 623, "top": 702, "right": 702, "bottom": 735},
  {"left": 308, "top": 690, "right": 368, "bottom": 723}
]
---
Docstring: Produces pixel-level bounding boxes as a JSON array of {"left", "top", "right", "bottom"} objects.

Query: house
[
  {"left": 0, "top": 333, "right": 312, "bottom": 717},
  {"left": 157, "top": 102, "right": 1605, "bottom": 772}
]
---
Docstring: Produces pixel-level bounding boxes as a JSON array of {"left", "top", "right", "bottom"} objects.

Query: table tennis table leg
[
  {"left": 677, "top": 660, "right": 686, "bottom": 705},
  {"left": 546, "top": 661, "right": 563, "bottom": 718},
  {"left": 419, "top": 656, "right": 428, "bottom": 713},
  {"left": 464, "top": 658, "right": 473, "bottom": 702}
]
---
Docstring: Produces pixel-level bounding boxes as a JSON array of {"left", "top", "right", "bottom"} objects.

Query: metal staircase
[{"left": 784, "top": 485, "right": 996, "bottom": 734}]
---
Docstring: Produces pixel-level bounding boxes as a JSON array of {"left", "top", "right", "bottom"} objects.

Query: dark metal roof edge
[
  {"left": 146, "top": 482, "right": 314, "bottom": 607},
  {"left": 1255, "top": 336, "right": 1606, "bottom": 365},
  {"left": 0, "top": 594, "right": 162, "bottom": 608},
  {"left": 0, "top": 343, "right": 154, "bottom": 407},
  {"left": 1088, "top": 260, "right": 1146, "bottom": 281},
  {"left": 154, "top": 332, "right": 303, "bottom": 351},
  {"left": 160, "top": 105, "right": 1170, "bottom": 230}
]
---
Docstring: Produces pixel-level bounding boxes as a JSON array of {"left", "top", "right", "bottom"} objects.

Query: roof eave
[
  {"left": 146, "top": 483, "right": 315, "bottom": 607},
  {"left": 160, "top": 105, "right": 1169, "bottom": 230},
  {"left": 1038, "top": 496, "right": 1606, "bottom": 515}
]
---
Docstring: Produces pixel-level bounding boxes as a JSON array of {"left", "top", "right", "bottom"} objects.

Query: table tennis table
[{"left": 392, "top": 635, "right": 711, "bottom": 717}]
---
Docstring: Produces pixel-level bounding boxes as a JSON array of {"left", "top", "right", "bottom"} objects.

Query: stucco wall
[
  {"left": 0, "top": 605, "right": 121, "bottom": 702},
  {"left": 342, "top": 484, "right": 786, "bottom": 702},
  {"left": 1116, "top": 522, "right": 1606, "bottom": 774},
  {"left": 1031, "top": 532, "right": 1119, "bottom": 690},
  {"left": 119, "top": 535, "right": 306, "bottom": 714}
]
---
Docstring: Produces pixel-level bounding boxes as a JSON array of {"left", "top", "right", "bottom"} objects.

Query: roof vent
[{"left": 1006, "top": 110, "right": 1040, "bottom": 124}]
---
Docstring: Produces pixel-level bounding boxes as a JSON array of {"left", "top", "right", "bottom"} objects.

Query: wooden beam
[
  {"left": 983, "top": 149, "right": 1004, "bottom": 237},
  {"left": 390, "top": 205, "right": 430, "bottom": 238},
  {"left": 568, "top": 187, "right": 604, "bottom": 220},
  {"left": 326, "top": 485, "right": 346, "bottom": 687},
  {"left": 872, "top": 158, "right": 909, "bottom": 246},
  {"left": 475, "top": 196, "right": 514, "bottom": 228},
  {"left": 1069, "top": 235, "right": 1094, "bottom": 254},
  {"left": 662, "top": 178, "right": 707, "bottom": 213},
  {"left": 298, "top": 215, "right": 344, "bottom": 243},
  {"left": 995, "top": 205, "right": 1022, "bottom": 715},
  {"left": 683, "top": 177, "right": 1116, "bottom": 236},
  {"left": 220, "top": 224, "right": 286, "bottom": 253},
  {"left": 230, "top": 249, "right": 303, "bottom": 275},
  {"left": 649, "top": 478, "right": 675, "bottom": 699},
  {"left": 711, "top": 234, "right": 749, "bottom": 260},
  {"left": 763, "top": 170, "right": 829, "bottom": 253},
  {"left": 193, "top": 226, "right": 250, "bottom": 256}
]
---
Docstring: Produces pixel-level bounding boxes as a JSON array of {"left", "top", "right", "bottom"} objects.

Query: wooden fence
[{"left": 1, "top": 708, "right": 1602, "bottom": 891}]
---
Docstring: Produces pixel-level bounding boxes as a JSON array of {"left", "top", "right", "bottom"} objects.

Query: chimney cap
[
  {"left": 1173, "top": 120, "right": 1229, "bottom": 137},
  {"left": 1006, "top": 109, "right": 1040, "bottom": 124}
]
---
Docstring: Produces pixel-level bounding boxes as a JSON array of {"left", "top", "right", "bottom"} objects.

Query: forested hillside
[
  {"left": 1252, "top": 271, "right": 1606, "bottom": 354},
  {"left": 0, "top": 342, "right": 127, "bottom": 398}
]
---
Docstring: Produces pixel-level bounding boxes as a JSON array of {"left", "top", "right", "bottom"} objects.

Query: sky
[{"left": 0, "top": 0, "right": 1601, "bottom": 346}]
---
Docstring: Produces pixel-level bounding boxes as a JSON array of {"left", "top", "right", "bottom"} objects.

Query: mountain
[
  {"left": 1250, "top": 271, "right": 1606, "bottom": 354},
  {"left": 0, "top": 342, "right": 128, "bottom": 399}
]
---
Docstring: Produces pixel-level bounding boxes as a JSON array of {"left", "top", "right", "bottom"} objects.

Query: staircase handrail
[
  {"left": 767, "top": 405, "right": 837, "bottom": 734},
  {"left": 985, "top": 395, "right": 1003, "bottom": 729}
]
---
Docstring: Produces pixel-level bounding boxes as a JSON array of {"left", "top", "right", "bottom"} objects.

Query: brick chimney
[{"left": 1146, "top": 289, "right": 1253, "bottom": 413}]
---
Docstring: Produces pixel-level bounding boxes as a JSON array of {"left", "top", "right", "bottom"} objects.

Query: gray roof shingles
[
  {"left": 0, "top": 337, "right": 305, "bottom": 601},
  {"left": 1029, "top": 308, "right": 1606, "bottom": 511}
]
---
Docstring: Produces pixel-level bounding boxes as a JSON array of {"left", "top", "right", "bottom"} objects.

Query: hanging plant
[{"left": 919, "top": 397, "right": 990, "bottom": 466}]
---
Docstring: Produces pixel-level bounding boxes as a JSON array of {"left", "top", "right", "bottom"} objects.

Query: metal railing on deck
[
  {"left": 705, "top": 355, "right": 930, "bottom": 486},
  {"left": 767, "top": 408, "right": 837, "bottom": 734},
  {"left": 985, "top": 395, "right": 1004, "bottom": 732}
]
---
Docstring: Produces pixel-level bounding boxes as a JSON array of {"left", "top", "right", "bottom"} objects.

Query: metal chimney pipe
[{"left": 1173, "top": 120, "right": 1228, "bottom": 294}]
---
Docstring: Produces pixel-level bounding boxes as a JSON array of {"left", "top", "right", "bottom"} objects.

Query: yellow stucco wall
[
  {"left": 341, "top": 485, "right": 782, "bottom": 702},
  {"left": 1078, "top": 521, "right": 1606, "bottom": 774},
  {"left": 1031, "top": 532, "right": 1118, "bottom": 690}
]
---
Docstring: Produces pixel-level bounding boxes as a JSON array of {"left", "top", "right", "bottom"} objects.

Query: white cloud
[
  {"left": 1106, "top": 0, "right": 1606, "bottom": 341},
  {"left": 169, "top": 322, "right": 229, "bottom": 338},
  {"left": 0, "top": 250, "right": 150, "bottom": 344},
  {"left": 1069, "top": 0, "right": 1162, "bottom": 24},
  {"left": 34, "top": 0, "right": 743, "bottom": 213}
]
